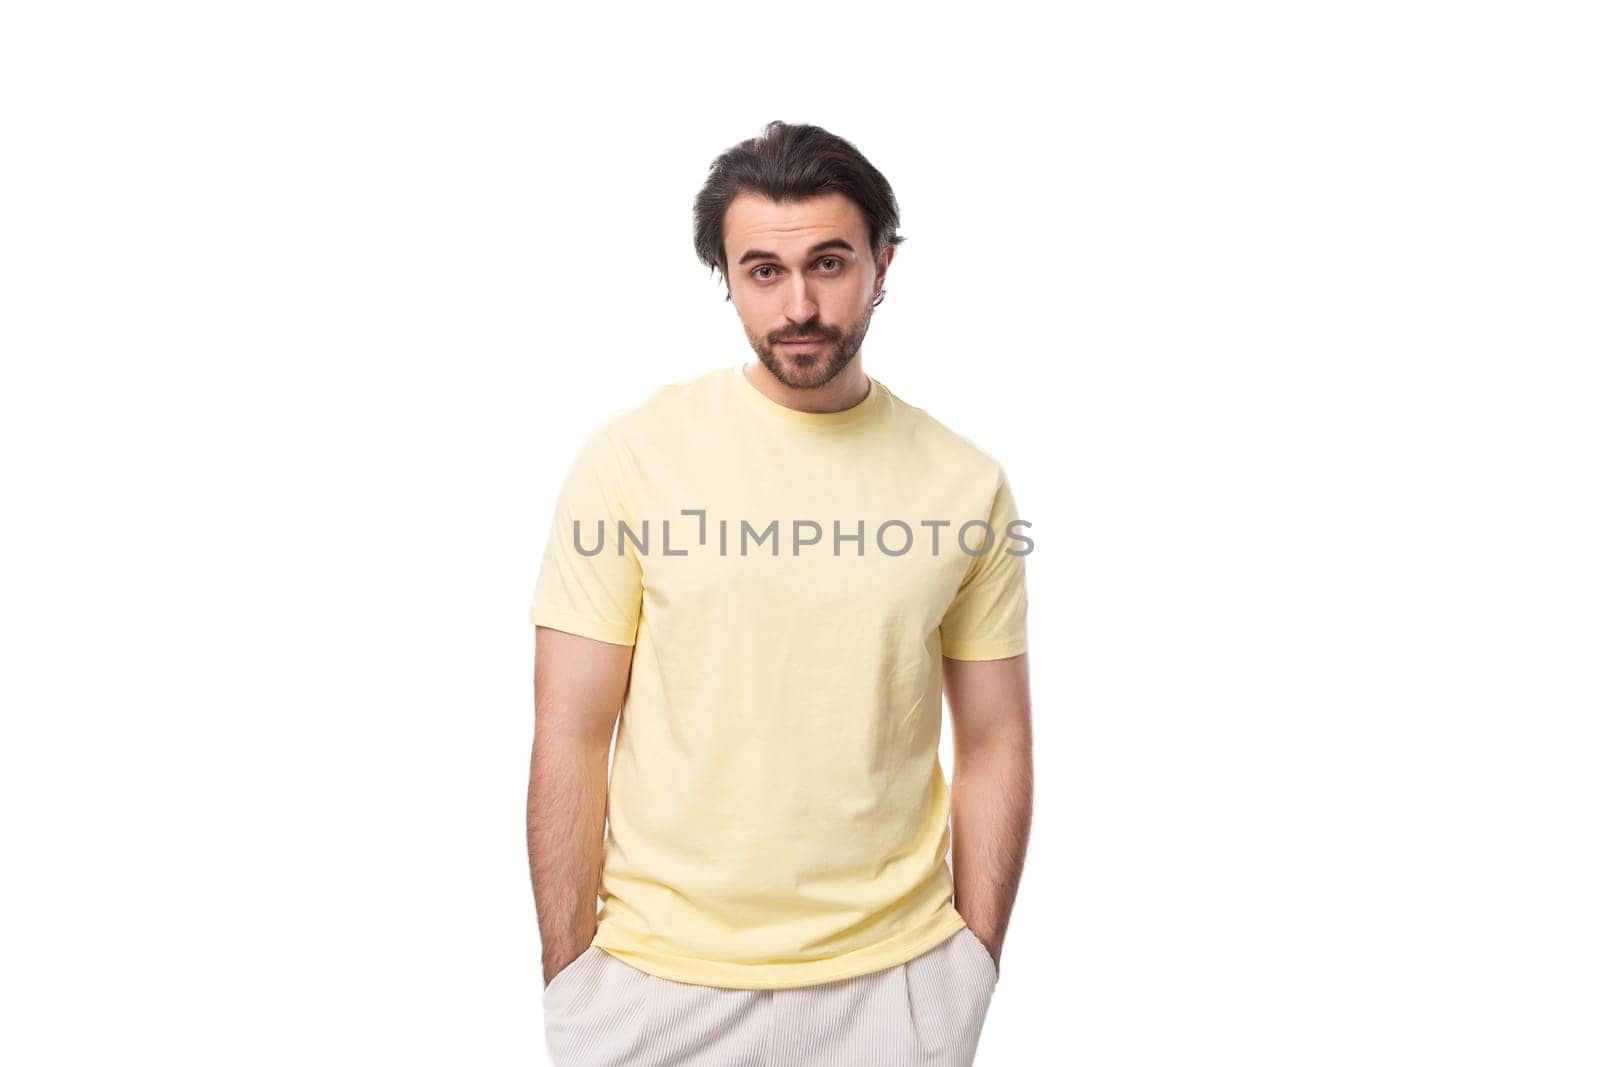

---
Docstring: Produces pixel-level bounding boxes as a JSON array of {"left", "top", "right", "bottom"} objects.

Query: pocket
[
  {"left": 543, "top": 945, "right": 597, "bottom": 1004},
  {"left": 962, "top": 927, "right": 998, "bottom": 984}
]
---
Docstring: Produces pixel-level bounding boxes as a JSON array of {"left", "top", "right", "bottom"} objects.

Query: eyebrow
[{"left": 736, "top": 238, "right": 856, "bottom": 267}]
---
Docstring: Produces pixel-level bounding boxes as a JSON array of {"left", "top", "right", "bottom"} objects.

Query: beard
[{"left": 746, "top": 300, "right": 874, "bottom": 390}]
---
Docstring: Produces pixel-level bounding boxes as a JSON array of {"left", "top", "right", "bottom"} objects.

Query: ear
[{"left": 875, "top": 244, "right": 895, "bottom": 294}]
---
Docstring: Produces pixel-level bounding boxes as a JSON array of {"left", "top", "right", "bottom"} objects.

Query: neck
[{"left": 743, "top": 361, "right": 871, "bottom": 414}]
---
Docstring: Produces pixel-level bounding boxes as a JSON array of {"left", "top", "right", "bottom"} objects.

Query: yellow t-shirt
[{"left": 530, "top": 362, "right": 1029, "bottom": 989}]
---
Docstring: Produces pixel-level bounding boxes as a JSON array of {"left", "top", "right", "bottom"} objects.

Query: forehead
[{"left": 723, "top": 191, "right": 868, "bottom": 260}]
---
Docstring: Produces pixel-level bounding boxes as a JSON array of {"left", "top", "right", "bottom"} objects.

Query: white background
[{"left": 3, "top": 2, "right": 1596, "bottom": 1064}]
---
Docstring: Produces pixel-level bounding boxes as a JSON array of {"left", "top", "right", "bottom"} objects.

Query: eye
[
  {"left": 752, "top": 265, "right": 778, "bottom": 281},
  {"left": 817, "top": 256, "right": 843, "bottom": 272}
]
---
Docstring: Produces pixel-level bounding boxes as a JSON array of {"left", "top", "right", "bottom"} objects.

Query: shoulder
[
  {"left": 584, "top": 365, "right": 722, "bottom": 449},
  {"left": 876, "top": 379, "right": 1008, "bottom": 486}
]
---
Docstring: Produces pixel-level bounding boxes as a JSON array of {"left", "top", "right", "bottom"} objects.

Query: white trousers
[{"left": 542, "top": 925, "right": 999, "bottom": 1066}]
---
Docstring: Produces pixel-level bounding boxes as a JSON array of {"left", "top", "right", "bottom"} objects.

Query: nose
[{"left": 783, "top": 275, "right": 819, "bottom": 324}]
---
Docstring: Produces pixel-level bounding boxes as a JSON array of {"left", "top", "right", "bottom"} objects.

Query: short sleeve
[
  {"left": 529, "top": 428, "right": 644, "bottom": 646},
  {"left": 939, "top": 468, "right": 1030, "bottom": 660}
]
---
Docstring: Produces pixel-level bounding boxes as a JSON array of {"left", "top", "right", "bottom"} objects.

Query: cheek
[{"left": 826, "top": 278, "right": 866, "bottom": 310}]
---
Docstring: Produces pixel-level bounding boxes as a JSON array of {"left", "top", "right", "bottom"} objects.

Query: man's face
[{"left": 722, "top": 191, "right": 891, "bottom": 390}]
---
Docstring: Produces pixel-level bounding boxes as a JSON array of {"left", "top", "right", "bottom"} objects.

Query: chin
[{"left": 781, "top": 351, "right": 831, "bottom": 376}]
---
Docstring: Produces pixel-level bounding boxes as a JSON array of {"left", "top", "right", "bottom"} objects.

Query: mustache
[{"left": 773, "top": 329, "right": 836, "bottom": 342}]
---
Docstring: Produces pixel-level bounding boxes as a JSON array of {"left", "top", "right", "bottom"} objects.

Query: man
[{"left": 527, "top": 120, "right": 1033, "bottom": 1066}]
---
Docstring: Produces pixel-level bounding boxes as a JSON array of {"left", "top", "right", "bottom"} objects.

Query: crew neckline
[{"left": 732, "top": 362, "right": 886, "bottom": 430}]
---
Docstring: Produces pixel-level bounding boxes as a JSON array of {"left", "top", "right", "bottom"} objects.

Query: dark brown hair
[{"left": 692, "top": 120, "right": 905, "bottom": 306}]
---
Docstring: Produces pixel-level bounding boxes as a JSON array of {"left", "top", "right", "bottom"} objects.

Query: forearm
[
  {"left": 950, "top": 727, "right": 1033, "bottom": 968},
  {"left": 527, "top": 732, "right": 610, "bottom": 984}
]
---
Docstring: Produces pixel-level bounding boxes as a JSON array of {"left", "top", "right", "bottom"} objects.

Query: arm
[
  {"left": 945, "top": 650, "right": 1033, "bottom": 981},
  {"left": 527, "top": 624, "right": 635, "bottom": 987}
]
